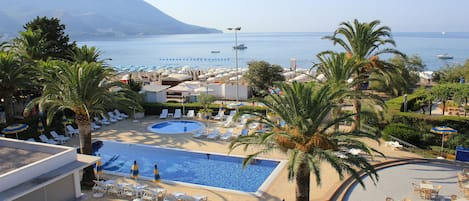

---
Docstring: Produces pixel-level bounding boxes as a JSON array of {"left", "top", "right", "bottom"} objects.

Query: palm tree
[
  {"left": 0, "top": 51, "right": 36, "bottom": 124},
  {"left": 229, "top": 82, "right": 381, "bottom": 201},
  {"left": 25, "top": 61, "right": 142, "bottom": 185},
  {"left": 69, "top": 45, "right": 107, "bottom": 64},
  {"left": 323, "top": 19, "right": 403, "bottom": 131}
]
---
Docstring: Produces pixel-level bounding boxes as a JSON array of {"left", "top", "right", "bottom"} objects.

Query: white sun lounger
[
  {"left": 212, "top": 109, "right": 225, "bottom": 121},
  {"left": 192, "top": 129, "right": 206, "bottom": 138},
  {"left": 39, "top": 134, "right": 59, "bottom": 145},
  {"left": 101, "top": 114, "right": 117, "bottom": 123},
  {"left": 91, "top": 122, "right": 101, "bottom": 130},
  {"left": 186, "top": 110, "right": 195, "bottom": 119},
  {"left": 114, "top": 109, "right": 129, "bottom": 118},
  {"left": 206, "top": 129, "right": 220, "bottom": 140},
  {"left": 174, "top": 109, "right": 182, "bottom": 119},
  {"left": 159, "top": 109, "right": 168, "bottom": 119},
  {"left": 50, "top": 131, "right": 70, "bottom": 143},
  {"left": 108, "top": 111, "right": 123, "bottom": 121},
  {"left": 94, "top": 116, "right": 111, "bottom": 125},
  {"left": 220, "top": 128, "right": 233, "bottom": 141},
  {"left": 66, "top": 125, "right": 80, "bottom": 136}
]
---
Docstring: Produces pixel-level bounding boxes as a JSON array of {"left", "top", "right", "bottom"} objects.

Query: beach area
[{"left": 65, "top": 116, "right": 426, "bottom": 201}]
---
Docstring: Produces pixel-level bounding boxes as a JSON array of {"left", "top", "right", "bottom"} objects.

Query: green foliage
[
  {"left": 142, "top": 102, "right": 267, "bottom": 116},
  {"left": 435, "top": 60, "right": 469, "bottom": 83},
  {"left": 446, "top": 134, "right": 469, "bottom": 149},
  {"left": 197, "top": 93, "right": 216, "bottom": 112},
  {"left": 69, "top": 45, "right": 104, "bottom": 63},
  {"left": 382, "top": 123, "right": 422, "bottom": 146},
  {"left": 22, "top": 16, "right": 76, "bottom": 61},
  {"left": 243, "top": 60, "right": 285, "bottom": 97}
]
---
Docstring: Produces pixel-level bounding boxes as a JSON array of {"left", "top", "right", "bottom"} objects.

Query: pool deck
[{"left": 67, "top": 116, "right": 427, "bottom": 201}]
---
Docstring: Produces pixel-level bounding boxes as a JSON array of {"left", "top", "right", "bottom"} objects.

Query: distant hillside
[{"left": 0, "top": 0, "right": 221, "bottom": 39}]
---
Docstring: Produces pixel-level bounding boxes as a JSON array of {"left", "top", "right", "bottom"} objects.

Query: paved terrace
[
  {"left": 62, "top": 117, "right": 424, "bottom": 201},
  {"left": 0, "top": 146, "right": 52, "bottom": 175}
]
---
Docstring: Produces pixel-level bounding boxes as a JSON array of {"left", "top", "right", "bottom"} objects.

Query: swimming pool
[
  {"left": 95, "top": 140, "right": 284, "bottom": 194},
  {"left": 147, "top": 120, "right": 205, "bottom": 134}
]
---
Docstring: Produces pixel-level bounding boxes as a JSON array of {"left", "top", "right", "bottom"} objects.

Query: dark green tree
[
  {"left": 23, "top": 16, "right": 76, "bottom": 60},
  {"left": 322, "top": 19, "right": 404, "bottom": 131},
  {"left": 243, "top": 60, "right": 285, "bottom": 96}
]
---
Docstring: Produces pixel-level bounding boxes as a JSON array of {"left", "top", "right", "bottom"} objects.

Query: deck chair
[
  {"left": 159, "top": 109, "right": 168, "bottom": 119},
  {"left": 91, "top": 122, "right": 101, "bottom": 130},
  {"left": 39, "top": 134, "right": 59, "bottom": 145},
  {"left": 222, "top": 115, "right": 234, "bottom": 127},
  {"left": 220, "top": 128, "right": 233, "bottom": 141},
  {"left": 174, "top": 109, "right": 182, "bottom": 119},
  {"left": 92, "top": 180, "right": 107, "bottom": 198},
  {"left": 108, "top": 111, "right": 123, "bottom": 121},
  {"left": 186, "top": 110, "right": 195, "bottom": 119},
  {"left": 26, "top": 138, "right": 36, "bottom": 142},
  {"left": 192, "top": 195, "right": 208, "bottom": 201},
  {"left": 66, "top": 125, "right": 80, "bottom": 136},
  {"left": 94, "top": 116, "right": 111, "bottom": 125},
  {"left": 50, "top": 131, "right": 70, "bottom": 143},
  {"left": 192, "top": 129, "right": 206, "bottom": 138},
  {"left": 114, "top": 109, "right": 129, "bottom": 118},
  {"left": 239, "top": 128, "right": 249, "bottom": 137},
  {"left": 228, "top": 110, "right": 236, "bottom": 117},
  {"left": 206, "top": 129, "right": 220, "bottom": 140},
  {"left": 212, "top": 109, "right": 225, "bottom": 121},
  {"left": 101, "top": 114, "right": 117, "bottom": 123}
]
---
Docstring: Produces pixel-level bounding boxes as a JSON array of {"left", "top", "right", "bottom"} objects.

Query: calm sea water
[{"left": 78, "top": 32, "right": 469, "bottom": 72}]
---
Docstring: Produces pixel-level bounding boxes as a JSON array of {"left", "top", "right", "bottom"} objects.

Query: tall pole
[{"left": 227, "top": 27, "right": 241, "bottom": 104}]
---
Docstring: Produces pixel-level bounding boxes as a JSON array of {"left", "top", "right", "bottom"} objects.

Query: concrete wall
[
  {"left": 222, "top": 84, "right": 248, "bottom": 100},
  {"left": 14, "top": 174, "right": 75, "bottom": 201}
]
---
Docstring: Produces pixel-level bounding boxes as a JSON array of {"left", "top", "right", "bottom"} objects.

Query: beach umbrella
[
  {"left": 37, "top": 121, "right": 45, "bottom": 134},
  {"left": 154, "top": 164, "right": 161, "bottom": 183},
  {"left": 95, "top": 158, "right": 103, "bottom": 181},
  {"left": 430, "top": 126, "right": 458, "bottom": 156},
  {"left": 2, "top": 123, "right": 29, "bottom": 139},
  {"left": 130, "top": 160, "right": 139, "bottom": 180}
]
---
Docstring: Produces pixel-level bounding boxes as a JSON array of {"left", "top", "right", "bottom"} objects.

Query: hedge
[{"left": 142, "top": 102, "right": 267, "bottom": 116}]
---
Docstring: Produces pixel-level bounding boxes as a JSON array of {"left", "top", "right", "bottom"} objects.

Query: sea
[{"left": 78, "top": 32, "right": 469, "bottom": 72}]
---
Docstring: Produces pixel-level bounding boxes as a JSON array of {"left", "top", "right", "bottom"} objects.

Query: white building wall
[
  {"left": 144, "top": 92, "right": 167, "bottom": 103},
  {"left": 223, "top": 84, "right": 248, "bottom": 100},
  {"left": 155, "top": 92, "right": 167, "bottom": 103}
]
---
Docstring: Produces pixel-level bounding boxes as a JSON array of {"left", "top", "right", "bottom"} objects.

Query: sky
[{"left": 144, "top": 0, "right": 469, "bottom": 33}]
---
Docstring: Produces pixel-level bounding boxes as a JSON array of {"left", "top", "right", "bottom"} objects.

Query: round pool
[{"left": 147, "top": 120, "right": 205, "bottom": 134}]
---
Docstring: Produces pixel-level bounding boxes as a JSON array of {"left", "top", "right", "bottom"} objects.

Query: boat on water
[
  {"left": 210, "top": 50, "right": 220, "bottom": 54},
  {"left": 233, "top": 44, "right": 247, "bottom": 50},
  {"left": 436, "top": 54, "right": 453, "bottom": 59}
]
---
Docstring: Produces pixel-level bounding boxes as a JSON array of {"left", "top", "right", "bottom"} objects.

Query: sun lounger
[
  {"left": 66, "top": 125, "right": 80, "bottom": 136},
  {"left": 220, "top": 129, "right": 233, "bottom": 141},
  {"left": 92, "top": 180, "right": 107, "bottom": 198},
  {"left": 94, "top": 116, "right": 111, "bottom": 125},
  {"left": 239, "top": 128, "right": 249, "bottom": 137},
  {"left": 174, "top": 109, "right": 182, "bottom": 119},
  {"left": 159, "top": 109, "right": 168, "bottom": 119},
  {"left": 206, "top": 129, "right": 220, "bottom": 140},
  {"left": 26, "top": 138, "right": 36, "bottom": 142},
  {"left": 186, "top": 110, "right": 195, "bottom": 119},
  {"left": 91, "top": 122, "right": 101, "bottom": 130},
  {"left": 114, "top": 109, "right": 129, "bottom": 118},
  {"left": 192, "top": 129, "right": 206, "bottom": 138},
  {"left": 108, "top": 111, "right": 123, "bottom": 121},
  {"left": 101, "top": 114, "right": 117, "bottom": 123},
  {"left": 39, "top": 134, "right": 59, "bottom": 145},
  {"left": 192, "top": 195, "right": 208, "bottom": 201},
  {"left": 222, "top": 115, "right": 234, "bottom": 127},
  {"left": 211, "top": 109, "right": 225, "bottom": 121},
  {"left": 50, "top": 130, "right": 70, "bottom": 143}
]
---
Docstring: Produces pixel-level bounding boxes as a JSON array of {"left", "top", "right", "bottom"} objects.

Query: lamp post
[{"left": 227, "top": 26, "right": 241, "bottom": 105}]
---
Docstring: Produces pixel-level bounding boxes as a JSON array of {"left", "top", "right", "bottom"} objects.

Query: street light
[{"left": 227, "top": 26, "right": 241, "bottom": 105}]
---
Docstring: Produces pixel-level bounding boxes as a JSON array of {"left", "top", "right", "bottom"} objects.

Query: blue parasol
[
  {"left": 2, "top": 123, "right": 29, "bottom": 139},
  {"left": 431, "top": 126, "right": 458, "bottom": 157}
]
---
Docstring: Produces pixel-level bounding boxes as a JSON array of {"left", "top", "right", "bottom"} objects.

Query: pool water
[
  {"left": 95, "top": 141, "right": 281, "bottom": 193},
  {"left": 147, "top": 120, "right": 204, "bottom": 134}
]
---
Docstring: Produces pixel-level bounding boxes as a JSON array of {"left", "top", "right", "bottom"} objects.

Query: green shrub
[
  {"left": 382, "top": 123, "right": 421, "bottom": 146},
  {"left": 446, "top": 134, "right": 469, "bottom": 149}
]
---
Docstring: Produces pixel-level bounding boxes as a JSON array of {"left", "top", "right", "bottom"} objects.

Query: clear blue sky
[{"left": 144, "top": 0, "right": 469, "bottom": 33}]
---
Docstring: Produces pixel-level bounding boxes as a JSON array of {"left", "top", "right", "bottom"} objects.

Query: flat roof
[
  {"left": 0, "top": 146, "right": 52, "bottom": 175},
  {"left": 142, "top": 84, "right": 171, "bottom": 92}
]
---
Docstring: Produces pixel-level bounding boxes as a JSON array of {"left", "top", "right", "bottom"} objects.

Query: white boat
[
  {"left": 436, "top": 54, "right": 453, "bottom": 59},
  {"left": 233, "top": 44, "right": 247, "bottom": 50},
  {"left": 210, "top": 50, "right": 220, "bottom": 54}
]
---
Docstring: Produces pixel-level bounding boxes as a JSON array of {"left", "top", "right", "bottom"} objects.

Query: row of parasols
[
  {"left": 1, "top": 116, "right": 70, "bottom": 139},
  {"left": 95, "top": 159, "right": 160, "bottom": 183}
]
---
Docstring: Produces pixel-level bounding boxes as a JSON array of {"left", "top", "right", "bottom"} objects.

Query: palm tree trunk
[
  {"left": 442, "top": 101, "right": 446, "bottom": 115},
  {"left": 295, "top": 160, "right": 310, "bottom": 201},
  {"left": 351, "top": 98, "right": 361, "bottom": 131},
  {"left": 76, "top": 114, "right": 95, "bottom": 187},
  {"left": 428, "top": 101, "right": 432, "bottom": 116},
  {"left": 3, "top": 95, "right": 13, "bottom": 124}
]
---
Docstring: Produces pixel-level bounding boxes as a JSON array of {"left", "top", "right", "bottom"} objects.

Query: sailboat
[{"left": 436, "top": 54, "right": 453, "bottom": 60}]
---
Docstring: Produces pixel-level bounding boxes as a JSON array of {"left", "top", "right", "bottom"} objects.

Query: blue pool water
[
  {"left": 95, "top": 141, "right": 280, "bottom": 193},
  {"left": 147, "top": 120, "right": 204, "bottom": 134}
]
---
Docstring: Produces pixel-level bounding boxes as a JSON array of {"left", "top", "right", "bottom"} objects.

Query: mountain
[{"left": 0, "top": 0, "right": 221, "bottom": 39}]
